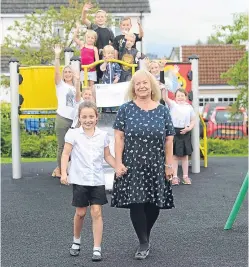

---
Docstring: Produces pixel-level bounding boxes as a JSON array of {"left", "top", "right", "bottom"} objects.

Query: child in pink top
[{"left": 73, "top": 23, "right": 99, "bottom": 87}]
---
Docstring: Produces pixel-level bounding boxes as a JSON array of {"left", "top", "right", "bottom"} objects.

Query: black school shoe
[
  {"left": 69, "top": 243, "right": 80, "bottom": 256},
  {"left": 92, "top": 250, "right": 102, "bottom": 261}
]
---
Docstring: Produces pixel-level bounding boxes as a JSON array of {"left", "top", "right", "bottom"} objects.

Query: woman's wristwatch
[{"left": 165, "top": 164, "right": 173, "bottom": 168}]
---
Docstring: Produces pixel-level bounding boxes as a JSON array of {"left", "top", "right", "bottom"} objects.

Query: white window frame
[
  {"left": 112, "top": 17, "right": 122, "bottom": 36},
  {"left": 53, "top": 21, "right": 65, "bottom": 40}
]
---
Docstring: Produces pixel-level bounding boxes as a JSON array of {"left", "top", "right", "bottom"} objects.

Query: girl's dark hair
[
  {"left": 175, "top": 88, "right": 188, "bottom": 97},
  {"left": 76, "top": 101, "right": 98, "bottom": 128}
]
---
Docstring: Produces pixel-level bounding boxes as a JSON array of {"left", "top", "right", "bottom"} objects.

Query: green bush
[
  {"left": 20, "top": 133, "right": 57, "bottom": 158},
  {"left": 201, "top": 138, "right": 248, "bottom": 155},
  {"left": 1, "top": 102, "right": 57, "bottom": 158}
]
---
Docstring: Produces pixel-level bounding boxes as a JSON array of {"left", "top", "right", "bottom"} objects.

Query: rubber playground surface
[{"left": 1, "top": 155, "right": 248, "bottom": 267}]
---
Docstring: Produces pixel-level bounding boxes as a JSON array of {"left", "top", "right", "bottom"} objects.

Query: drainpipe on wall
[{"left": 140, "top": 11, "right": 144, "bottom": 54}]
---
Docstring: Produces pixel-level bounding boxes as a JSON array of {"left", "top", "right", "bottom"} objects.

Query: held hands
[
  {"left": 54, "top": 44, "right": 62, "bottom": 56},
  {"left": 60, "top": 174, "right": 69, "bottom": 185},
  {"left": 115, "top": 163, "right": 128, "bottom": 178}
]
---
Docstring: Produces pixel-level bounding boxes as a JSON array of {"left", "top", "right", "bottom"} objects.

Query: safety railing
[
  {"left": 199, "top": 114, "right": 208, "bottom": 167},
  {"left": 81, "top": 59, "right": 137, "bottom": 87}
]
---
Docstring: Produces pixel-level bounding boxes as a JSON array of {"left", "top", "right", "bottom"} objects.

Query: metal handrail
[
  {"left": 199, "top": 114, "right": 208, "bottom": 167},
  {"left": 81, "top": 59, "right": 137, "bottom": 87}
]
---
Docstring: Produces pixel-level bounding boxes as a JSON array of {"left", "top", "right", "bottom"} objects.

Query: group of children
[{"left": 73, "top": 2, "right": 144, "bottom": 88}]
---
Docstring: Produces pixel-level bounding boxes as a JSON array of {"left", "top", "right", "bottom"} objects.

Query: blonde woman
[
  {"left": 111, "top": 70, "right": 175, "bottom": 260},
  {"left": 52, "top": 44, "right": 79, "bottom": 178}
]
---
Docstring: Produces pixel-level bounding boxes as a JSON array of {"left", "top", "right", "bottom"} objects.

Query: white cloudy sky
[{"left": 143, "top": 0, "right": 248, "bottom": 57}]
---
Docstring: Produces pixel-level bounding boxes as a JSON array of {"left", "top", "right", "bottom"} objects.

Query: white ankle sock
[{"left": 72, "top": 237, "right": 81, "bottom": 249}]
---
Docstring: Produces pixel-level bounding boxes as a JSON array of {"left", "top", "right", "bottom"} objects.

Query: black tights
[{"left": 130, "top": 203, "right": 160, "bottom": 245}]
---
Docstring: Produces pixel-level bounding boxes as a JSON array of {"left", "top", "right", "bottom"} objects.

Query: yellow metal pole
[
  {"left": 83, "top": 67, "right": 88, "bottom": 87},
  {"left": 199, "top": 114, "right": 208, "bottom": 167},
  {"left": 132, "top": 66, "right": 135, "bottom": 76}
]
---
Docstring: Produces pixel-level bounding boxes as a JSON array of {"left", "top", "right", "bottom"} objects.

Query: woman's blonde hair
[{"left": 125, "top": 70, "right": 161, "bottom": 102}]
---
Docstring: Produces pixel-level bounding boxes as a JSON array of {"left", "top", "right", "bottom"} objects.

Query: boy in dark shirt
[
  {"left": 81, "top": 2, "right": 114, "bottom": 56},
  {"left": 118, "top": 33, "right": 143, "bottom": 82},
  {"left": 81, "top": 2, "right": 115, "bottom": 81},
  {"left": 113, "top": 17, "right": 144, "bottom": 59}
]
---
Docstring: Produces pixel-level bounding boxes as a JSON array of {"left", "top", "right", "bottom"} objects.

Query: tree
[
  {"left": 2, "top": 0, "right": 100, "bottom": 66},
  {"left": 206, "top": 35, "right": 225, "bottom": 44},
  {"left": 195, "top": 39, "right": 203, "bottom": 45},
  {"left": 1, "top": 0, "right": 113, "bottom": 87},
  {"left": 211, "top": 13, "right": 248, "bottom": 109}
]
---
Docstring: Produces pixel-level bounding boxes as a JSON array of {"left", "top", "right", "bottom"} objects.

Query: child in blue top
[
  {"left": 100, "top": 45, "right": 122, "bottom": 112},
  {"left": 100, "top": 45, "right": 122, "bottom": 84}
]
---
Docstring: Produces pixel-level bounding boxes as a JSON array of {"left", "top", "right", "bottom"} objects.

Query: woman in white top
[
  {"left": 165, "top": 88, "right": 196, "bottom": 185},
  {"left": 52, "top": 44, "right": 79, "bottom": 178},
  {"left": 60, "top": 101, "right": 117, "bottom": 261}
]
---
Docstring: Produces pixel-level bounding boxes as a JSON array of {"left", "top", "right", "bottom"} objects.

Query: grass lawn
[
  {"left": 1, "top": 155, "right": 247, "bottom": 164},
  {"left": 1, "top": 158, "right": 56, "bottom": 164},
  {"left": 208, "top": 154, "right": 247, "bottom": 157}
]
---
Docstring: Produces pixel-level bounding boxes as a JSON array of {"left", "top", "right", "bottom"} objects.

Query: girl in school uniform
[
  {"left": 60, "top": 101, "right": 119, "bottom": 261},
  {"left": 164, "top": 88, "right": 196, "bottom": 185},
  {"left": 73, "top": 23, "right": 99, "bottom": 87}
]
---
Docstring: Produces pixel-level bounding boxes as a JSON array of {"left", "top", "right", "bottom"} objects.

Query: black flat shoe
[
  {"left": 92, "top": 250, "right": 102, "bottom": 261},
  {"left": 69, "top": 243, "right": 80, "bottom": 256}
]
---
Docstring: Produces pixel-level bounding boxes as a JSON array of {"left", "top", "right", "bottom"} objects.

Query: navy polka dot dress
[{"left": 111, "top": 101, "right": 176, "bottom": 209}]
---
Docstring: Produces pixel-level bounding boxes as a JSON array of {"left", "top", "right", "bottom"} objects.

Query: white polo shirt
[
  {"left": 169, "top": 100, "right": 195, "bottom": 128},
  {"left": 65, "top": 127, "right": 110, "bottom": 186}
]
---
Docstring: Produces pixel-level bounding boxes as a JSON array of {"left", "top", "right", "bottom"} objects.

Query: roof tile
[
  {"left": 182, "top": 45, "right": 246, "bottom": 85},
  {"left": 1, "top": 0, "right": 151, "bottom": 14}
]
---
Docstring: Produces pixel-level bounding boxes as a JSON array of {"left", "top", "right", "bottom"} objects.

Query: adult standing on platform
[
  {"left": 111, "top": 70, "right": 175, "bottom": 260},
  {"left": 52, "top": 44, "right": 79, "bottom": 178}
]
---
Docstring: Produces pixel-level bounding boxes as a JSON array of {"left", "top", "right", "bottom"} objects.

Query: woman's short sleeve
[
  {"left": 113, "top": 104, "right": 126, "bottom": 132},
  {"left": 164, "top": 106, "right": 175, "bottom": 136},
  {"left": 64, "top": 129, "right": 75, "bottom": 146}
]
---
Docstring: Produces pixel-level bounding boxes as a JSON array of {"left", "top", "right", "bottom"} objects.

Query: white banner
[{"left": 95, "top": 82, "right": 130, "bottom": 107}]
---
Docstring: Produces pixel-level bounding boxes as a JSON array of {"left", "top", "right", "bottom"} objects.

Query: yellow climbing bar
[
  {"left": 81, "top": 59, "right": 137, "bottom": 87},
  {"left": 199, "top": 114, "right": 208, "bottom": 167}
]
